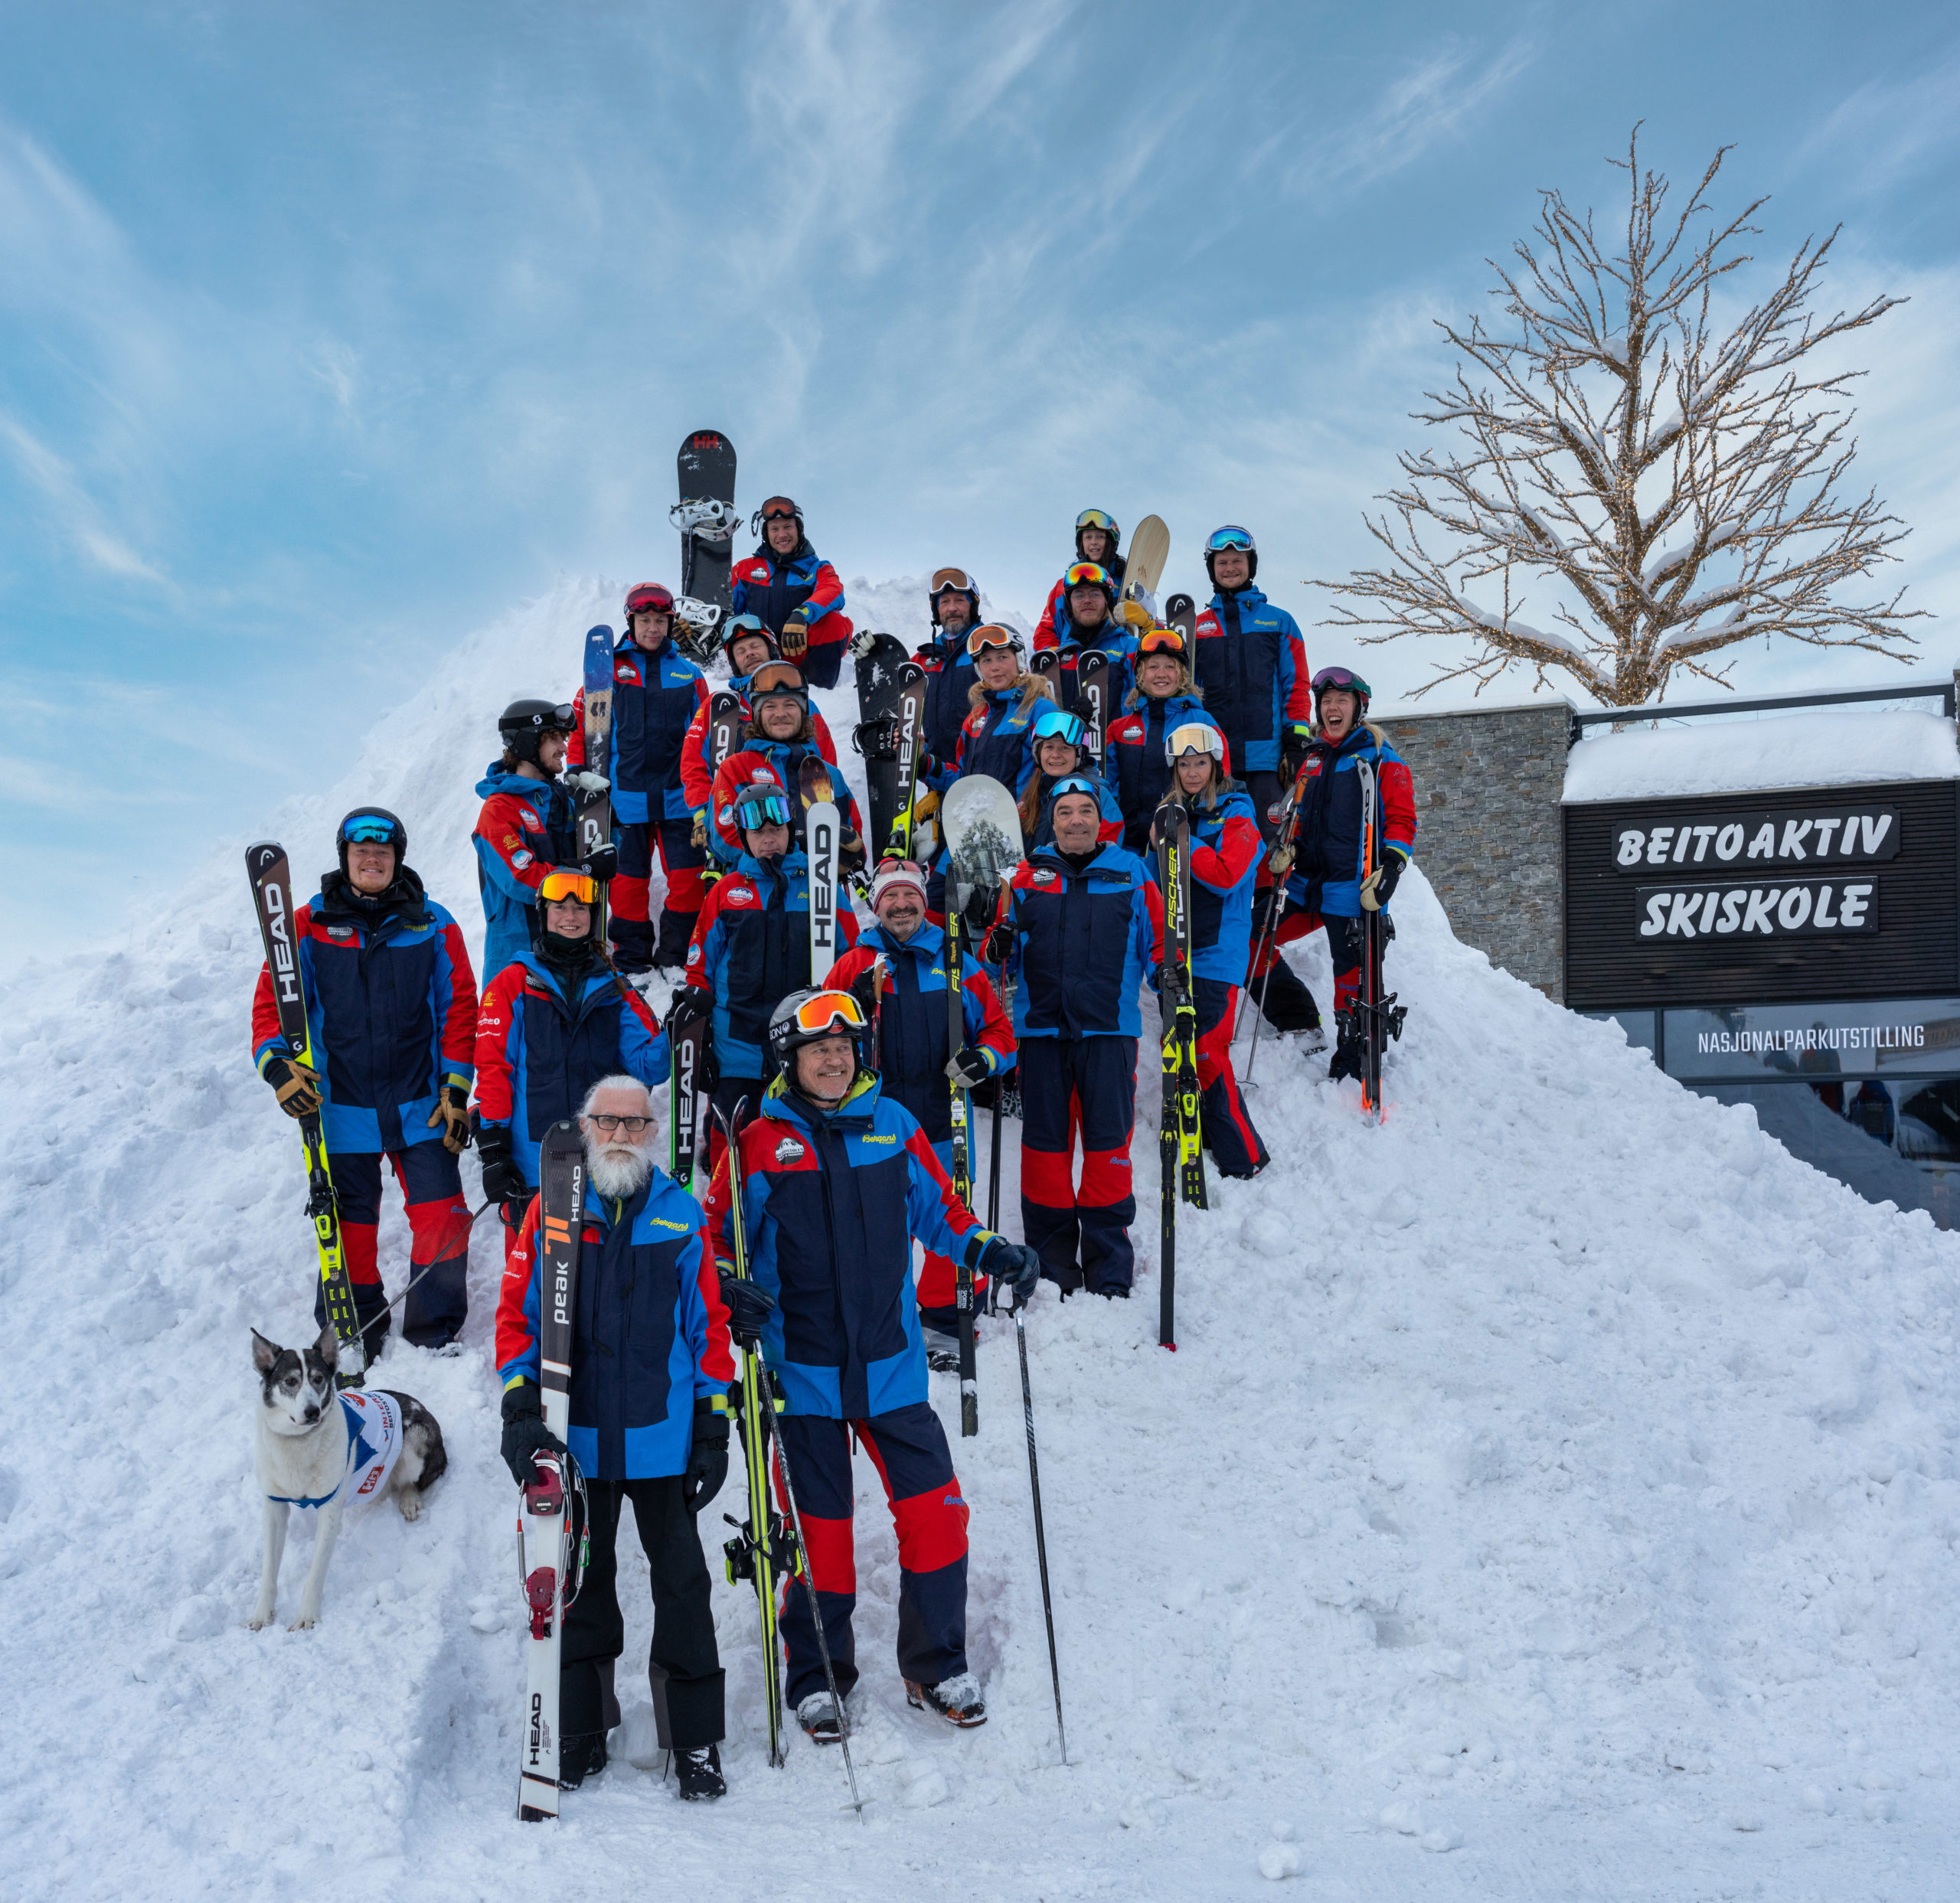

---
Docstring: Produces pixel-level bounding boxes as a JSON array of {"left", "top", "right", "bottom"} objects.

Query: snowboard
[
  {"left": 674, "top": 429, "right": 737, "bottom": 633},
  {"left": 1115, "top": 514, "right": 1170, "bottom": 631},
  {"left": 851, "top": 632, "right": 911, "bottom": 857},
  {"left": 1165, "top": 592, "right": 1197, "bottom": 645},
  {"left": 943, "top": 773, "right": 1025, "bottom": 925},
  {"left": 577, "top": 625, "right": 616, "bottom": 936}
]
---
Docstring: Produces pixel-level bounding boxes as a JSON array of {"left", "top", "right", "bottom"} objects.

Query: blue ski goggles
[
  {"left": 1047, "top": 774, "right": 1100, "bottom": 805},
  {"left": 1032, "top": 705, "right": 1087, "bottom": 747},
  {"left": 1206, "top": 524, "right": 1255, "bottom": 553},
  {"left": 735, "top": 792, "right": 793, "bottom": 831},
  {"left": 342, "top": 816, "right": 400, "bottom": 844}
]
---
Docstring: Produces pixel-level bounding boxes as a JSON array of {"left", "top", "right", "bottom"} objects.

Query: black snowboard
[
  {"left": 677, "top": 429, "right": 738, "bottom": 619},
  {"left": 852, "top": 632, "right": 911, "bottom": 855}
]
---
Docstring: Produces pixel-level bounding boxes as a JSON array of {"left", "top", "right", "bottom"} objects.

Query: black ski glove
[
  {"left": 580, "top": 844, "right": 619, "bottom": 884},
  {"left": 946, "top": 1046, "right": 992, "bottom": 1090},
  {"left": 982, "top": 922, "right": 1014, "bottom": 967},
  {"left": 263, "top": 1053, "right": 322, "bottom": 1118},
  {"left": 683, "top": 1401, "right": 730, "bottom": 1513},
  {"left": 1360, "top": 850, "right": 1405, "bottom": 912},
  {"left": 975, "top": 1236, "right": 1044, "bottom": 1304},
  {"left": 499, "top": 1383, "right": 567, "bottom": 1488},
  {"left": 717, "top": 1271, "right": 776, "bottom": 1350},
  {"left": 476, "top": 1123, "right": 529, "bottom": 1206},
  {"left": 667, "top": 984, "right": 714, "bottom": 1032},
  {"left": 848, "top": 965, "right": 883, "bottom": 1024},
  {"left": 1280, "top": 722, "right": 1314, "bottom": 783}
]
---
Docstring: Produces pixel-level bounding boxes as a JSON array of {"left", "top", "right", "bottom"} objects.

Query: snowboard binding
[{"left": 670, "top": 496, "right": 743, "bottom": 541}]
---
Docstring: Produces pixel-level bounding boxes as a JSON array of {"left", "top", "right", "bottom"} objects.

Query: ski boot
[
  {"left": 797, "top": 1690, "right": 844, "bottom": 1745},
  {"left": 1326, "top": 1010, "right": 1361, "bottom": 1084},
  {"left": 923, "top": 1327, "right": 961, "bottom": 1374},
  {"left": 558, "top": 1731, "right": 608, "bottom": 1789},
  {"left": 671, "top": 1744, "right": 726, "bottom": 1800},
  {"left": 906, "top": 1672, "right": 987, "bottom": 1728}
]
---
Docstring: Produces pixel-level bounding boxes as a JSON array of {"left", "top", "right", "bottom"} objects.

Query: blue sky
[{"left": 4, "top": 1, "right": 1958, "bottom": 960}]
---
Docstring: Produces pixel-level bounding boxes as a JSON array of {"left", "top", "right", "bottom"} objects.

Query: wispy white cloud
[
  {"left": 0, "top": 412, "right": 169, "bottom": 584},
  {"left": 1801, "top": 48, "right": 1960, "bottom": 194}
]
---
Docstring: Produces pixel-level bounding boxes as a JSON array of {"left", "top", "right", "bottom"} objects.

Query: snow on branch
[{"left": 1312, "top": 129, "right": 1924, "bottom": 706}]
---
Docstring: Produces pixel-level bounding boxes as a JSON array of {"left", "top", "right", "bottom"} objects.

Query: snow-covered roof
[{"left": 1563, "top": 706, "right": 1960, "bottom": 804}]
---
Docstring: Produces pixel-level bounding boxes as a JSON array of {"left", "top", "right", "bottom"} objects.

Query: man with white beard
[{"left": 495, "top": 1076, "right": 770, "bottom": 1803}]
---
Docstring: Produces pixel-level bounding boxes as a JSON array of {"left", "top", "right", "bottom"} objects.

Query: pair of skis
[
  {"left": 1029, "top": 647, "right": 1113, "bottom": 762},
  {"left": 1154, "top": 803, "right": 1207, "bottom": 1351}
]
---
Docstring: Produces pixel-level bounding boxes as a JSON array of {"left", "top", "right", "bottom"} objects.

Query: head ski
[{"left": 800, "top": 756, "right": 841, "bottom": 981}]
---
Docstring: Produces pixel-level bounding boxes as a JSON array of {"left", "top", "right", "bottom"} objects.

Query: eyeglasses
[
  {"left": 969, "top": 623, "right": 1021, "bottom": 654},
  {"left": 735, "top": 792, "right": 793, "bottom": 830},
  {"left": 1135, "top": 625, "right": 1188, "bottom": 657},
  {"left": 1063, "top": 562, "right": 1113, "bottom": 592},
  {"left": 930, "top": 567, "right": 978, "bottom": 597},
  {"left": 1167, "top": 722, "right": 1224, "bottom": 760},
  {"left": 626, "top": 584, "right": 674, "bottom": 616},
  {"left": 1206, "top": 525, "right": 1255, "bottom": 553},
  {"left": 587, "top": 1113, "right": 653, "bottom": 1134},
  {"left": 790, "top": 989, "right": 868, "bottom": 1034},
  {"left": 748, "top": 662, "right": 806, "bottom": 697},
  {"left": 1311, "top": 665, "right": 1372, "bottom": 697},
  {"left": 343, "top": 818, "right": 399, "bottom": 844},
  {"left": 1032, "top": 705, "right": 1086, "bottom": 746},
  {"left": 1075, "top": 509, "right": 1118, "bottom": 534},
  {"left": 540, "top": 871, "right": 599, "bottom": 903}
]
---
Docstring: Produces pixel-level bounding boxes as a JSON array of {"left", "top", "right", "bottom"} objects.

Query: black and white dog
[{"left": 250, "top": 1325, "right": 447, "bottom": 1630}]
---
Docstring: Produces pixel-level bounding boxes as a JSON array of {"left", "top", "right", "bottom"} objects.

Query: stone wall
[{"left": 1375, "top": 700, "right": 1572, "bottom": 1001}]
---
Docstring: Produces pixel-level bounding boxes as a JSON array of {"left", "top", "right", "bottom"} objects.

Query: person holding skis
[
  {"left": 1190, "top": 527, "right": 1312, "bottom": 840},
  {"left": 474, "top": 870, "right": 669, "bottom": 1259},
  {"left": 567, "top": 583, "right": 711, "bottom": 977},
  {"left": 706, "top": 661, "right": 865, "bottom": 868},
  {"left": 1034, "top": 510, "right": 1127, "bottom": 651},
  {"left": 704, "top": 988, "right": 1043, "bottom": 1735},
  {"left": 669, "top": 787, "right": 860, "bottom": 1160},
  {"left": 1259, "top": 666, "right": 1416, "bottom": 1084},
  {"left": 984, "top": 778, "right": 1164, "bottom": 1297},
  {"left": 474, "top": 700, "right": 608, "bottom": 987},
  {"left": 1018, "top": 703, "right": 1122, "bottom": 851},
  {"left": 250, "top": 808, "right": 478, "bottom": 1351},
  {"left": 1152, "top": 726, "right": 1269, "bottom": 1178},
  {"left": 496, "top": 1073, "right": 744, "bottom": 1800},
  {"left": 824, "top": 857, "right": 1017, "bottom": 1368},
  {"left": 1104, "top": 625, "right": 1227, "bottom": 854},
  {"left": 729, "top": 495, "right": 854, "bottom": 691}
]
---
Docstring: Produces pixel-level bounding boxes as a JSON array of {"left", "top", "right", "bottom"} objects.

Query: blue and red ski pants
[
  {"left": 315, "top": 1144, "right": 472, "bottom": 1348},
  {"left": 1194, "top": 978, "right": 1269, "bottom": 1178},
  {"left": 1018, "top": 1034, "right": 1138, "bottom": 1294},
  {"left": 614, "top": 817, "right": 706, "bottom": 969},
  {"left": 773, "top": 1402, "right": 969, "bottom": 1706}
]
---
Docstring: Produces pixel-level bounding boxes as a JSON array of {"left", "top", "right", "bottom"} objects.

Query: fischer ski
[
  {"left": 886, "top": 661, "right": 928, "bottom": 858},
  {"left": 245, "top": 842, "right": 368, "bottom": 1386},
  {"left": 800, "top": 757, "right": 841, "bottom": 981},
  {"left": 946, "top": 894, "right": 976, "bottom": 1437},
  {"left": 518, "top": 1121, "right": 589, "bottom": 1820},
  {"left": 577, "top": 625, "right": 616, "bottom": 938},
  {"left": 1155, "top": 802, "right": 1207, "bottom": 1350}
]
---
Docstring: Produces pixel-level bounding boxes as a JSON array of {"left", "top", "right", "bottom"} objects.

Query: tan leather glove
[
  {"left": 264, "top": 1055, "right": 322, "bottom": 1118},
  {"left": 426, "top": 1082, "right": 472, "bottom": 1154},
  {"left": 780, "top": 611, "right": 809, "bottom": 659}
]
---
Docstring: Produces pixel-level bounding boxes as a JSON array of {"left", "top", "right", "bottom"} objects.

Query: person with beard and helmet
[
  {"left": 984, "top": 778, "right": 1165, "bottom": 1298},
  {"left": 472, "top": 871, "right": 669, "bottom": 1267},
  {"left": 1031, "top": 562, "right": 1142, "bottom": 720},
  {"left": 1103, "top": 624, "right": 1230, "bottom": 854},
  {"left": 678, "top": 616, "right": 844, "bottom": 836},
  {"left": 822, "top": 858, "right": 1017, "bottom": 1369},
  {"left": 474, "top": 699, "right": 608, "bottom": 990},
  {"left": 1257, "top": 666, "right": 1417, "bottom": 1084},
  {"left": 1150, "top": 726, "right": 1270, "bottom": 1179},
  {"left": 705, "top": 661, "right": 866, "bottom": 870},
  {"left": 250, "top": 808, "right": 479, "bottom": 1350},
  {"left": 1016, "top": 703, "right": 1123, "bottom": 852},
  {"left": 495, "top": 1073, "right": 740, "bottom": 1803},
  {"left": 1034, "top": 509, "right": 1129, "bottom": 651},
  {"left": 1191, "top": 526, "right": 1312, "bottom": 841},
  {"left": 728, "top": 495, "right": 854, "bottom": 691},
  {"left": 912, "top": 566, "right": 985, "bottom": 774},
  {"left": 703, "top": 987, "right": 1042, "bottom": 1737},
  {"left": 566, "top": 583, "right": 712, "bottom": 978},
  {"left": 668, "top": 786, "right": 861, "bottom": 1174}
]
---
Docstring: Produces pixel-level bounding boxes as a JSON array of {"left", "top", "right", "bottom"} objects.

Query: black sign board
[{"left": 1564, "top": 779, "right": 1958, "bottom": 1011}]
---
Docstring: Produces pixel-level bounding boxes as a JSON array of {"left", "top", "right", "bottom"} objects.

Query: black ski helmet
[
  {"left": 498, "top": 698, "right": 575, "bottom": 765},
  {"left": 529, "top": 868, "right": 603, "bottom": 967},
  {"left": 1203, "top": 524, "right": 1258, "bottom": 586},
  {"left": 335, "top": 807, "right": 407, "bottom": 876},
  {"left": 767, "top": 986, "right": 871, "bottom": 1079}
]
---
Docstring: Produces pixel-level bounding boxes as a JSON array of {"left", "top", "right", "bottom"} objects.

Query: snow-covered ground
[{"left": 5, "top": 579, "right": 1959, "bottom": 1900}]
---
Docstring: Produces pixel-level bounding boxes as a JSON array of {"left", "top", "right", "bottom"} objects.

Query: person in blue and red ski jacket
[
  {"left": 1033, "top": 508, "right": 1127, "bottom": 651},
  {"left": 1029, "top": 563, "right": 1140, "bottom": 722},
  {"left": 945, "top": 623, "right": 1054, "bottom": 791},
  {"left": 1191, "top": 525, "right": 1312, "bottom": 841},
  {"left": 915, "top": 567, "right": 985, "bottom": 772},
  {"left": 1152, "top": 725, "right": 1269, "bottom": 1179},
  {"left": 1257, "top": 666, "right": 1417, "bottom": 1086},
  {"left": 472, "top": 699, "right": 603, "bottom": 988},
  {"left": 702, "top": 987, "right": 1042, "bottom": 1738},
  {"left": 729, "top": 495, "right": 854, "bottom": 691},
  {"left": 566, "top": 583, "right": 712, "bottom": 976},
  {"left": 704, "top": 661, "right": 865, "bottom": 868},
  {"left": 985, "top": 778, "right": 1165, "bottom": 1297},
  {"left": 824, "top": 858, "right": 1017, "bottom": 1366},
  {"left": 472, "top": 871, "right": 669, "bottom": 1263},
  {"left": 1017, "top": 703, "right": 1122, "bottom": 851},
  {"left": 250, "top": 808, "right": 478, "bottom": 1350},
  {"left": 1103, "top": 623, "right": 1229, "bottom": 853},
  {"left": 495, "top": 1073, "right": 737, "bottom": 1800},
  {"left": 678, "top": 618, "right": 843, "bottom": 826}
]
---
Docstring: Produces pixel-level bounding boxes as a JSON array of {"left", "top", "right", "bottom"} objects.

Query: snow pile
[
  {"left": 1564, "top": 704, "right": 1959, "bottom": 802},
  {"left": 5, "top": 579, "right": 1960, "bottom": 1898}
]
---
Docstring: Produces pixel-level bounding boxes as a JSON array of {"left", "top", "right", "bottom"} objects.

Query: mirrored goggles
[
  {"left": 791, "top": 989, "right": 868, "bottom": 1034},
  {"left": 1166, "top": 722, "right": 1225, "bottom": 762},
  {"left": 969, "top": 623, "right": 1021, "bottom": 654},
  {"left": 539, "top": 871, "right": 599, "bottom": 904},
  {"left": 1047, "top": 774, "right": 1101, "bottom": 804},
  {"left": 1206, "top": 524, "right": 1255, "bottom": 553},
  {"left": 342, "top": 818, "right": 399, "bottom": 844},
  {"left": 930, "top": 566, "right": 978, "bottom": 597},
  {"left": 1135, "top": 625, "right": 1189, "bottom": 658},
  {"left": 1032, "top": 705, "right": 1086, "bottom": 747},
  {"left": 1063, "top": 562, "right": 1114, "bottom": 592},
  {"left": 626, "top": 584, "right": 674, "bottom": 616},
  {"left": 735, "top": 792, "right": 793, "bottom": 831},
  {"left": 1075, "top": 508, "right": 1118, "bottom": 534},
  {"left": 1311, "top": 665, "right": 1372, "bottom": 697}
]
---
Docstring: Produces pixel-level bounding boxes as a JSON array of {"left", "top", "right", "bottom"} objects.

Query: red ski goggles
[
  {"left": 626, "top": 583, "right": 675, "bottom": 617},
  {"left": 539, "top": 871, "right": 599, "bottom": 904}
]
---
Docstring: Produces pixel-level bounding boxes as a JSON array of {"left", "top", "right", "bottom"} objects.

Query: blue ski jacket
[
  {"left": 1102, "top": 690, "right": 1227, "bottom": 850},
  {"left": 569, "top": 637, "right": 709, "bottom": 826},
  {"left": 991, "top": 841, "right": 1165, "bottom": 1040},
  {"left": 1192, "top": 586, "right": 1312, "bottom": 773},
  {"left": 1181, "top": 787, "right": 1265, "bottom": 982},
  {"left": 1282, "top": 725, "right": 1418, "bottom": 919}
]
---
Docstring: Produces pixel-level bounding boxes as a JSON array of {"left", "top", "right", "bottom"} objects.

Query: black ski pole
[{"left": 1014, "top": 1293, "right": 1067, "bottom": 1764}]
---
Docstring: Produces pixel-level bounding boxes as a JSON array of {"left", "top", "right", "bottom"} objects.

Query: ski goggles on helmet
[
  {"left": 930, "top": 566, "right": 978, "bottom": 599},
  {"left": 735, "top": 791, "right": 794, "bottom": 831},
  {"left": 787, "top": 988, "right": 868, "bottom": 1036},
  {"left": 626, "top": 583, "right": 675, "bottom": 617},
  {"left": 753, "top": 496, "right": 802, "bottom": 530},
  {"left": 1135, "top": 625, "right": 1189, "bottom": 658},
  {"left": 539, "top": 870, "right": 599, "bottom": 904},
  {"left": 1032, "top": 705, "right": 1087, "bottom": 748},
  {"left": 1063, "top": 561, "right": 1115, "bottom": 593},
  {"left": 1165, "top": 721, "right": 1226, "bottom": 764},
  {"left": 1075, "top": 508, "right": 1119, "bottom": 534},
  {"left": 508, "top": 702, "right": 576, "bottom": 732},
  {"left": 871, "top": 857, "right": 929, "bottom": 906},
  {"left": 340, "top": 811, "right": 403, "bottom": 847},
  {"left": 1311, "top": 665, "right": 1372, "bottom": 698},
  {"left": 748, "top": 661, "right": 807, "bottom": 700},
  {"left": 969, "top": 623, "right": 1021, "bottom": 655},
  {"left": 1206, "top": 524, "right": 1256, "bottom": 553},
  {"left": 1047, "top": 774, "right": 1101, "bottom": 805}
]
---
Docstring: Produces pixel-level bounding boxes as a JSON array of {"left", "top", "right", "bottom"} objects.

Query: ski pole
[
  {"left": 1242, "top": 886, "right": 1284, "bottom": 1088},
  {"left": 1014, "top": 1292, "right": 1067, "bottom": 1764}
]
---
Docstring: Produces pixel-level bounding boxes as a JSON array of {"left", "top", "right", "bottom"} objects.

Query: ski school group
[{"left": 241, "top": 429, "right": 1420, "bottom": 1818}]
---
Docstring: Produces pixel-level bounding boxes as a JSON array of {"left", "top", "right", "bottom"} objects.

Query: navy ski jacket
[
  {"left": 568, "top": 637, "right": 710, "bottom": 826},
  {"left": 1192, "top": 586, "right": 1312, "bottom": 773},
  {"left": 991, "top": 841, "right": 1165, "bottom": 1040},
  {"left": 472, "top": 763, "right": 580, "bottom": 986},
  {"left": 1103, "top": 690, "right": 1227, "bottom": 850}
]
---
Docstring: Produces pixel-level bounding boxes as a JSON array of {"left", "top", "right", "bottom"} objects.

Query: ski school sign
[{"left": 1633, "top": 878, "right": 1876, "bottom": 941}]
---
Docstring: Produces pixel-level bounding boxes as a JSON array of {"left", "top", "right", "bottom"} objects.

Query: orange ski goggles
[
  {"left": 539, "top": 870, "right": 599, "bottom": 904},
  {"left": 1135, "top": 625, "right": 1190, "bottom": 658},
  {"left": 788, "top": 989, "right": 868, "bottom": 1035}
]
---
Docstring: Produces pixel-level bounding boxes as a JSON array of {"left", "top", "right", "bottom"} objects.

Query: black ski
[
  {"left": 669, "top": 1009, "right": 707, "bottom": 1192},
  {"left": 887, "top": 662, "right": 928, "bottom": 858},
  {"left": 1155, "top": 803, "right": 1205, "bottom": 1351},
  {"left": 1355, "top": 759, "right": 1407, "bottom": 1124}
]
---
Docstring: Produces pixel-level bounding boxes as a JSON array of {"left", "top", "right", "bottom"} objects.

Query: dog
[{"left": 250, "top": 1324, "right": 447, "bottom": 1630}]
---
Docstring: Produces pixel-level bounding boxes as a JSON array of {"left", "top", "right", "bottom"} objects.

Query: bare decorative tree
[{"left": 1316, "top": 132, "right": 1922, "bottom": 706}]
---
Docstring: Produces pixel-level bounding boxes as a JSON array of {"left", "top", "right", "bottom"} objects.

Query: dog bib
[{"left": 270, "top": 1389, "right": 403, "bottom": 1510}]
